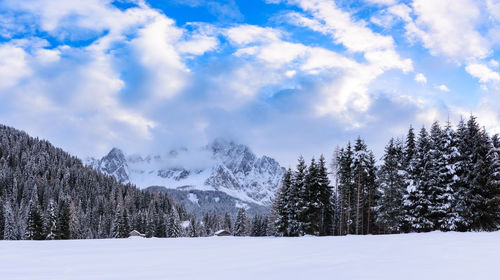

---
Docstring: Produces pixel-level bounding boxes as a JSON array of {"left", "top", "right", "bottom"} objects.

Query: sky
[{"left": 1, "top": 0, "right": 500, "bottom": 167}]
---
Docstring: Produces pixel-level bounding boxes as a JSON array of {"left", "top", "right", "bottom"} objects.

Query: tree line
[
  {"left": 0, "top": 124, "right": 275, "bottom": 240},
  {"left": 271, "top": 116, "right": 500, "bottom": 236}
]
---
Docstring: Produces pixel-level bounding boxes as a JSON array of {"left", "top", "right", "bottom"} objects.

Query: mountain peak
[{"left": 89, "top": 140, "right": 285, "bottom": 210}]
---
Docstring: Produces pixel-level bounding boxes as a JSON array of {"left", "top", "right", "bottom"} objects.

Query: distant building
[
  {"left": 214, "top": 230, "right": 231, "bottom": 236},
  {"left": 129, "top": 230, "right": 145, "bottom": 238}
]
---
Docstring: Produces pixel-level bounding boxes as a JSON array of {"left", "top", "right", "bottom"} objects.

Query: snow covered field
[{"left": 1, "top": 232, "right": 499, "bottom": 280}]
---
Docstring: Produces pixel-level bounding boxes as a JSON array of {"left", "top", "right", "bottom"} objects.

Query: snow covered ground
[{"left": 1, "top": 231, "right": 499, "bottom": 280}]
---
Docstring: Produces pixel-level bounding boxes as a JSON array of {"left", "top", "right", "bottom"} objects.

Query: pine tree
[
  {"left": 3, "top": 200, "right": 17, "bottom": 240},
  {"left": 0, "top": 199, "right": 4, "bottom": 239},
  {"left": 167, "top": 208, "right": 182, "bottom": 238},
  {"left": 428, "top": 121, "right": 445, "bottom": 229},
  {"left": 404, "top": 127, "right": 434, "bottom": 232},
  {"left": 291, "top": 157, "right": 307, "bottom": 236},
  {"left": 251, "top": 214, "right": 263, "bottom": 236},
  {"left": 304, "top": 157, "right": 319, "bottom": 235},
  {"left": 25, "top": 186, "right": 44, "bottom": 240},
  {"left": 57, "top": 201, "right": 71, "bottom": 239},
  {"left": 317, "top": 155, "right": 333, "bottom": 236},
  {"left": 221, "top": 212, "right": 231, "bottom": 233},
  {"left": 377, "top": 138, "right": 406, "bottom": 233},
  {"left": 273, "top": 169, "right": 292, "bottom": 236},
  {"left": 233, "top": 208, "right": 250, "bottom": 236},
  {"left": 437, "top": 121, "right": 462, "bottom": 231},
  {"left": 45, "top": 199, "right": 58, "bottom": 240},
  {"left": 337, "top": 144, "right": 354, "bottom": 235},
  {"left": 352, "top": 137, "right": 372, "bottom": 235},
  {"left": 112, "top": 204, "right": 126, "bottom": 238}
]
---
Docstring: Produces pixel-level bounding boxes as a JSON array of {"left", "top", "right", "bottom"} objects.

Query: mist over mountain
[{"left": 87, "top": 138, "right": 286, "bottom": 216}]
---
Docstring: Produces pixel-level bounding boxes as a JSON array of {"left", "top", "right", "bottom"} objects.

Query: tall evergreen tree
[
  {"left": 317, "top": 155, "right": 333, "bottom": 236},
  {"left": 377, "top": 138, "right": 406, "bottom": 233},
  {"left": 3, "top": 200, "right": 17, "bottom": 240},
  {"left": 233, "top": 208, "right": 250, "bottom": 236},
  {"left": 404, "top": 127, "right": 434, "bottom": 232},
  {"left": 437, "top": 121, "right": 462, "bottom": 231},
  {"left": 45, "top": 199, "right": 58, "bottom": 240}
]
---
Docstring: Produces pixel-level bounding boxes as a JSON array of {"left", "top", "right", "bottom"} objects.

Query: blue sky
[{"left": 1, "top": 0, "right": 500, "bottom": 166}]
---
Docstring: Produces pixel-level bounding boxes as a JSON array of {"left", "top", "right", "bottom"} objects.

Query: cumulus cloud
[
  {"left": 465, "top": 63, "right": 500, "bottom": 83},
  {"left": 436, "top": 84, "right": 450, "bottom": 92},
  {"left": 0, "top": 0, "right": 220, "bottom": 157},
  {"left": 403, "top": 0, "right": 489, "bottom": 62},
  {"left": 276, "top": 0, "right": 412, "bottom": 120},
  {"left": 414, "top": 73, "right": 427, "bottom": 84}
]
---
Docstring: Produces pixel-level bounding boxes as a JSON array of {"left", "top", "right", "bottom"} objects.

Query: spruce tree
[
  {"left": 273, "top": 169, "right": 292, "bottom": 236},
  {"left": 304, "top": 157, "right": 319, "bottom": 235},
  {"left": 317, "top": 155, "right": 333, "bottom": 236},
  {"left": 292, "top": 157, "right": 307, "bottom": 236},
  {"left": 45, "top": 199, "right": 58, "bottom": 240},
  {"left": 377, "top": 138, "right": 406, "bottom": 233},
  {"left": 3, "top": 200, "right": 17, "bottom": 240},
  {"left": 0, "top": 199, "right": 4, "bottom": 239},
  {"left": 233, "top": 208, "right": 250, "bottom": 236},
  {"left": 404, "top": 127, "right": 433, "bottom": 232},
  {"left": 437, "top": 121, "right": 462, "bottom": 231}
]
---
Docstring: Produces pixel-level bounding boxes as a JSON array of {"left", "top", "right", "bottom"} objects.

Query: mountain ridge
[{"left": 86, "top": 139, "right": 285, "bottom": 215}]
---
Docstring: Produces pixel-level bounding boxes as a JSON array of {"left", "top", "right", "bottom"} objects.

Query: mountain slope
[
  {"left": 87, "top": 139, "right": 285, "bottom": 211},
  {"left": 0, "top": 124, "right": 185, "bottom": 240}
]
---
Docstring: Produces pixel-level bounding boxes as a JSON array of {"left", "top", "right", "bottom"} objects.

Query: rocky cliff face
[{"left": 87, "top": 139, "right": 285, "bottom": 208}]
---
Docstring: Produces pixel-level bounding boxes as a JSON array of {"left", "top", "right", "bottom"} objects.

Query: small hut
[
  {"left": 214, "top": 229, "right": 231, "bottom": 236},
  {"left": 129, "top": 230, "right": 145, "bottom": 238}
]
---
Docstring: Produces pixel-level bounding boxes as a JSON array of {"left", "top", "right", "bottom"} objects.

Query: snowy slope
[
  {"left": 1, "top": 232, "right": 500, "bottom": 280},
  {"left": 86, "top": 139, "right": 285, "bottom": 206}
]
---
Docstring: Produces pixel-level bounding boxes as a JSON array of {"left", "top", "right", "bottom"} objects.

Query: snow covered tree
[
  {"left": 224, "top": 212, "right": 232, "bottom": 233},
  {"left": 404, "top": 127, "right": 434, "bottom": 232},
  {"left": 167, "top": 207, "right": 182, "bottom": 238},
  {"left": 436, "top": 121, "right": 462, "bottom": 231},
  {"left": 3, "top": 200, "right": 17, "bottom": 240},
  {"left": 0, "top": 199, "right": 4, "bottom": 239},
  {"left": 273, "top": 169, "right": 292, "bottom": 236},
  {"left": 233, "top": 208, "right": 250, "bottom": 236},
  {"left": 377, "top": 138, "right": 407, "bottom": 233},
  {"left": 45, "top": 199, "right": 58, "bottom": 240},
  {"left": 336, "top": 144, "right": 354, "bottom": 235},
  {"left": 317, "top": 155, "right": 333, "bottom": 236},
  {"left": 25, "top": 186, "right": 44, "bottom": 240}
]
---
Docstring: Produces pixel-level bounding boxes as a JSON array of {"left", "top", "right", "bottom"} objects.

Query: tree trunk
[{"left": 356, "top": 172, "right": 361, "bottom": 235}]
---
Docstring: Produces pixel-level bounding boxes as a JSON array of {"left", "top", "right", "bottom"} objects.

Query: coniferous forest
[
  {"left": 2, "top": 116, "right": 500, "bottom": 240},
  {"left": 272, "top": 116, "right": 500, "bottom": 236},
  {"left": 0, "top": 124, "right": 256, "bottom": 240}
]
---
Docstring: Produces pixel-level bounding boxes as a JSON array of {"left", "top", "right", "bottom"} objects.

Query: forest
[
  {"left": 1, "top": 115, "right": 500, "bottom": 240},
  {"left": 0, "top": 124, "right": 256, "bottom": 240},
  {"left": 272, "top": 116, "right": 500, "bottom": 236}
]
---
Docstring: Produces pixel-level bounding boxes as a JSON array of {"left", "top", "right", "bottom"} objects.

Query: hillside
[{"left": 0, "top": 124, "right": 187, "bottom": 240}]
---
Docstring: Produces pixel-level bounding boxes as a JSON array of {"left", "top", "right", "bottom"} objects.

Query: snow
[
  {"left": 1, "top": 232, "right": 500, "bottom": 280},
  {"left": 187, "top": 193, "right": 199, "bottom": 205}
]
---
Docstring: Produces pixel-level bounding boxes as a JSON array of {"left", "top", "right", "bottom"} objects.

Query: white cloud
[
  {"left": 388, "top": 4, "right": 412, "bottom": 22},
  {"left": 0, "top": 44, "right": 32, "bottom": 90},
  {"left": 465, "top": 63, "right": 500, "bottom": 83},
  {"left": 414, "top": 73, "right": 427, "bottom": 84},
  {"left": 489, "top": 59, "right": 499, "bottom": 68},
  {"left": 226, "top": 25, "right": 282, "bottom": 45},
  {"left": 279, "top": 0, "right": 412, "bottom": 120},
  {"left": 401, "top": 0, "right": 489, "bottom": 62},
  {"left": 436, "top": 84, "right": 450, "bottom": 92},
  {"left": 0, "top": 0, "right": 221, "bottom": 157},
  {"left": 365, "top": 0, "right": 397, "bottom": 5}
]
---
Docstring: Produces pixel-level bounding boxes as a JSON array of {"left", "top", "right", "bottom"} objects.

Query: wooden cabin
[
  {"left": 214, "top": 229, "right": 231, "bottom": 236},
  {"left": 129, "top": 230, "right": 146, "bottom": 238}
]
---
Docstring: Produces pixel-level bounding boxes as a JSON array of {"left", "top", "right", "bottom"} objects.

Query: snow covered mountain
[{"left": 87, "top": 139, "right": 285, "bottom": 209}]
